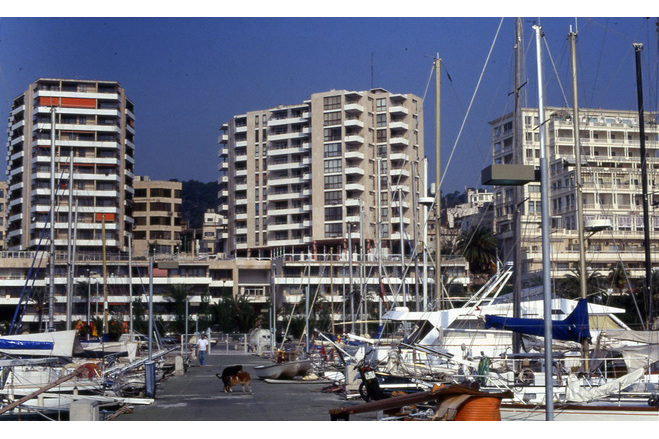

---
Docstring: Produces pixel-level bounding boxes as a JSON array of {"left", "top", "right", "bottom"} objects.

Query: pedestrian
[{"left": 196, "top": 333, "right": 209, "bottom": 367}]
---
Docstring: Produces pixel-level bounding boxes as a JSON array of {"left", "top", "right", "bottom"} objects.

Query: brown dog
[{"left": 227, "top": 371, "right": 251, "bottom": 393}]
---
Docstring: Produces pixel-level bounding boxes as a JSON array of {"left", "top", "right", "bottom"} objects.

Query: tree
[
  {"left": 607, "top": 263, "right": 629, "bottom": 296},
  {"left": 556, "top": 268, "right": 604, "bottom": 299},
  {"left": 210, "top": 294, "right": 256, "bottom": 333},
  {"left": 29, "top": 287, "right": 47, "bottom": 332},
  {"left": 454, "top": 226, "right": 497, "bottom": 275}
]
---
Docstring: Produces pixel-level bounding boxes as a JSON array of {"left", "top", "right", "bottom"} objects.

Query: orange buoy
[{"left": 453, "top": 396, "right": 502, "bottom": 421}]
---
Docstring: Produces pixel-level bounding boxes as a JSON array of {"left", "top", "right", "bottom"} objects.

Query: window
[
  {"left": 324, "top": 127, "right": 341, "bottom": 142},
  {"left": 376, "top": 98, "right": 386, "bottom": 112},
  {"left": 376, "top": 129, "right": 387, "bottom": 143},
  {"left": 325, "top": 206, "right": 342, "bottom": 221},
  {"left": 377, "top": 114, "right": 387, "bottom": 127},
  {"left": 325, "top": 191, "right": 342, "bottom": 205},
  {"left": 324, "top": 95, "right": 341, "bottom": 110},
  {"left": 325, "top": 223, "right": 342, "bottom": 238},
  {"left": 324, "top": 142, "right": 341, "bottom": 158},
  {"left": 324, "top": 174, "right": 342, "bottom": 189},
  {"left": 324, "top": 111, "right": 341, "bottom": 126},
  {"left": 324, "top": 158, "right": 342, "bottom": 173}
]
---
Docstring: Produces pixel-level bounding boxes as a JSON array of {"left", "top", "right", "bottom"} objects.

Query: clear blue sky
[{"left": 0, "top": 14, "right": 657, "bottom": 193}]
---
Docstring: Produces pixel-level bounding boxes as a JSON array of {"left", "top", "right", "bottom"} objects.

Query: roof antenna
[{"left": 371, "top": 52, "right": 374, "bottom": 89}]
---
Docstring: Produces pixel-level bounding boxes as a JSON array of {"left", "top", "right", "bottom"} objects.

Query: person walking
[{"left": 196, "top": 333, "right": 210, "bottom": 367}]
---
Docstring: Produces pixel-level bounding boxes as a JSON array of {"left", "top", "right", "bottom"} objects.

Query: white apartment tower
[
  {"left": 491, "top": 107, "right": 659, "bottom": 285},
  {"left": 218, "top": 88, "right": 425, "bottom": 259},
  {"left": 5, "top": 78, "right": 135, "bottom": 253}
]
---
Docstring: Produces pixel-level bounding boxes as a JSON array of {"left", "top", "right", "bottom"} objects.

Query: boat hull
[
  {"left": 254, "top": 360, "right": 312, "bottom": 380},
  {"left": 500, "top": 402, "right": 659, "bottom": 421}
]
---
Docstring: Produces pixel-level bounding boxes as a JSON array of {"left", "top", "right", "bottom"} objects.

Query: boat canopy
[{"left": 484, "top": 298, "right": 591, "bottom": 343}]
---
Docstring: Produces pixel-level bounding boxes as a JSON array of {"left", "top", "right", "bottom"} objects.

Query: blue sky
[{"left": 1, "top": 13, "right": 658, "bottom": 193}]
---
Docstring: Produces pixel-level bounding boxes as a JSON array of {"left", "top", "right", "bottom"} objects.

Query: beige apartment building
[
  {"left": 5, "top": 78, "right": 135, "bottom": 253},
  {"left": 219, "top": 88, "right": 425, "bottom": 258},
  {"left": 218, "top": 88, "right": 444, "bottom": 312},
  {"left": 132, "top": 176, "right": 183, "bottom": 257},
  {"left": 491, "top": 107, "right": 659, "bottom": 287}
]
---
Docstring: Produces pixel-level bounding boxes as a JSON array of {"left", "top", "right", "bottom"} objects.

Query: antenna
[{"left": 371, "top": 52, "right": 374, "bottom": 89}]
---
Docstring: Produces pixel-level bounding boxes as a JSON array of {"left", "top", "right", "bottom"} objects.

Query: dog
[
  {"left": 227, "top": 371, "right": 251, "bottom": 393},
  {"left": 218, "top": 365, "right": 243, "bottom": 393}
]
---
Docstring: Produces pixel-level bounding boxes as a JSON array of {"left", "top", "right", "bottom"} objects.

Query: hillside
[{"left": 177, "top": 180, "right": 218, "bottom": 229}]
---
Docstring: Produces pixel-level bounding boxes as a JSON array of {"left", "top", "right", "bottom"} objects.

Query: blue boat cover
[
  {"left": 0, "top": 338, "right": 54, "bottom": 351},
  {"left": 484, "top": 298, "right": 591, "bottom": 342}
]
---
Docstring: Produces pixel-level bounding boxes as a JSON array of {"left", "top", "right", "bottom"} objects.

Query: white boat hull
[
  {"left": 500, "top": 402, "right": 659, "bottom": 421},
  {"left": 254, "top": 360, "right": 312, "bottom": 380}
]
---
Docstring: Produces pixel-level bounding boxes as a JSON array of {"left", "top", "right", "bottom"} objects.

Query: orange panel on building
[
  {"left": 94, "top": 213, "right": 116, "bottom": 221},
  {"left": 39, "top": 96, "right": 96, "bottom": 109}
]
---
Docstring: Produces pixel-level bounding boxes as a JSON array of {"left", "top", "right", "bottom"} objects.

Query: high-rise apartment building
[
  {"left": 5, "top": 78, "right": 135, "bottom": 253},
  {"left": 490, "top": 107, "right": 659, "bottom": 285},
  {"left": 218, "top": 88, "right": 425, "bottom": 259},
  {"left": 132, "top": 176, "right": 182, "bottom": 257}
]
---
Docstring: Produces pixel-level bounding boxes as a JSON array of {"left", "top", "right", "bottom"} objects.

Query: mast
[
  {"left": 634, "top": 43, "right": 654, "bottom": 328},
  {"left": 570, "top": 28, "right": 590, "bottom": 368},
  {"left": 512, "top": 16, "right": 524, "bottom": 355},
  {"left": 48, "top": 108, "right": 56, "bottom": 332},
  {"left": 434, "top": 55, "right": 442, "bottom": 310},
  {"left": 129, "top": 232, "right": 134, "bottom": 340},
  {"left": 102, "top": 214, "right": 108, "bottom": 335},
  {"left": 412, "top": 160, "right": 420, "bottom": 311},
  {"left": 533, "top": 23, "right": 554, "bottom": 421},
  {"left": 66, "top": 147, "right": 73, "bottom": 329}
]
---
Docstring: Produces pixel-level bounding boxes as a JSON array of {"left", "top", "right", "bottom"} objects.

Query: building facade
[
  {"left": 5, "top": 78, "right": 135, "bottom": 254},
  {"left": 132, "top": 176, "right": 183, "bottom": 257},
  {"left": 218, "top": 88, "right": 425, "bottom": 259},
  {"left": 490, "top": 107, "right": 659, "bottom": 286}
]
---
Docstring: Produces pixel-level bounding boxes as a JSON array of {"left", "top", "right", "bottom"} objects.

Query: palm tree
[
  {"left": 607, "top": 262, "right": 629, "bottom": 296},
  {"left": 454, "top": 226, "right": 497, "bottom": 275},
  {"left": 29, "top": 287, "right": 47, "bottom": 332}
]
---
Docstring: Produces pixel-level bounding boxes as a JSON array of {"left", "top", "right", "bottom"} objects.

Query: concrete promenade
[{"left": 116, "top": 351, "right": 376, "bottom": 422}]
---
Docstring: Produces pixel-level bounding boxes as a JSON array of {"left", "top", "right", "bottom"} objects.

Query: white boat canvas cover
[{"left": 0, "top": 330, "right": 82, "bottom": 357}]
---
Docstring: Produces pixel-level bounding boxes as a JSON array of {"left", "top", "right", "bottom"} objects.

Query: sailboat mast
[
  {"left": 434, "top": 56, "right": 442, "bottom": 310},
  {"left": 48, "top": 108, "right": 56, "bottom": 332},
  {"left": 66, "top": 147, "right": 73, "bottom": 329},
  {"left": 570, "top": 29, "right": 590, "bottom": 367},
  {"left": 512, "top": 16, "right": 524, "bottom": 355},
  {"left": 633, "top": 43, "right": 654, "bottom": 327},
  {"left": 533, "top": 23, "right": 554, "bottom": 421}
]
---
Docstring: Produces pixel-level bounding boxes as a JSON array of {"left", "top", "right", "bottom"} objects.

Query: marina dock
[{"left": 116, "top": 351, "right": 376, "bottom": 421}]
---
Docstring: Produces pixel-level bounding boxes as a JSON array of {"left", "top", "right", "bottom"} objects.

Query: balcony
[
  {"left": 344, "top": 119, "right": 364, "bottom": 129},
  {"left": 344, "top": 135, "right": 364, "bottom": 145},
  {"left": 344, "top": 151, "right": 364, "bottom": 161},
  {"left": 390, "top": 137, "right": 409, "bottom": 147},
  {"left": 345, "top": 167, "right": 365, "bottom": 176},
  {"left": 389, "top": 106, "right": 409, "bottom": 116},
  {"left": 345, "top": 183, "right": 365, "bottom": 192},
  {"left": 344, "top": 103, "right": 364, "bottom": 114},
  {"left": 389, "top": 121, "right": 409, "bottom": 131},
  {"left": 389, "top": 153, "right": 409, "bottom": 162}
]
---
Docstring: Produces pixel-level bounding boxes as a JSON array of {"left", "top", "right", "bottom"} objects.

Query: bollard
[
  {"left": 70, "top": 399, "right": 100, "bottom": 421},
  {"left": 145, "top": 360, "right": 156, "bottom": 398},
  {"left": 174, "top": 355, "right": 184, "bottom": 376}
]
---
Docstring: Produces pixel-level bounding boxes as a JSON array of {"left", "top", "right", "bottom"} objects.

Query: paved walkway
[{"left": 116, "top": 352, "right": 376, "bottom": 422}]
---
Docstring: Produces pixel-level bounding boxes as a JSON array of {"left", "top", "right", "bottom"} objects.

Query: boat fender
[
  {"left": 76, "top": 362, "right": 101, "bottom": 379},
  {"left": 517, "top": 368, "right": 534, "bottom": 385},
  {"left": 648, "top": 393, "right": 659, "bottom": 407}
]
